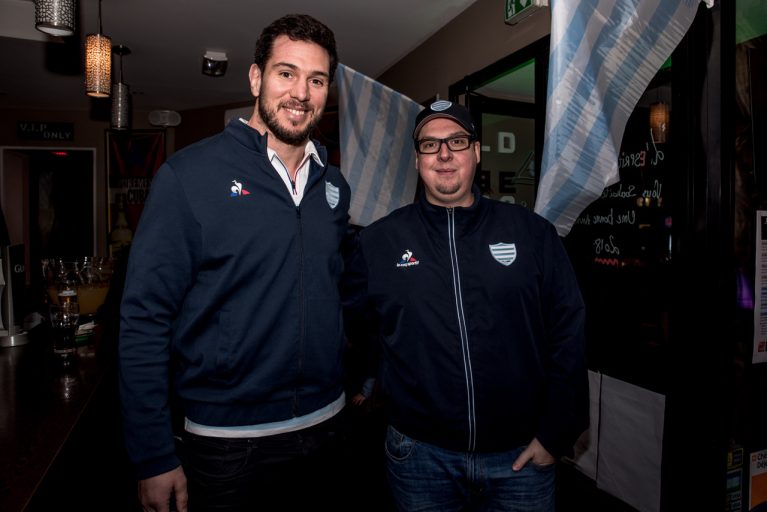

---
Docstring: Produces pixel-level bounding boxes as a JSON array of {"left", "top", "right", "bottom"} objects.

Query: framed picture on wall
[{"left": 105, "top": 130, "right": 165, "bottom": 258}]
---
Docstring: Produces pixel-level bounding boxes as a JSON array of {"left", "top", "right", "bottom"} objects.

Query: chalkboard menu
[
  {"left": 564, "top": 100, "right": 672, "bottom": 392},
  {"left": 567, "top": 110, "right": 671, "bottom": 268}
]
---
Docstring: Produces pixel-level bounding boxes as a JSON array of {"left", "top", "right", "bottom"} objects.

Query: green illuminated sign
[{"left": 505, "top": 0, "right": 548, "bottom": 25}]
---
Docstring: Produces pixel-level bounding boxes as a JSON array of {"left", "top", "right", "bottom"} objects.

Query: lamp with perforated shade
[
  {"left": 85, "top": 0, "right": 111, "bottom": 97},
  {"left": 111, "top": 45, "right": 131, "bottom": 130},
  {"left": 34, "top": 0, "right": 76, "bottom": 37}
]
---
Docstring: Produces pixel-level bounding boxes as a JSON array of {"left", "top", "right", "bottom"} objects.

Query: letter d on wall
[{"left": 498, "top": 132, "right": 516, "bottom": 154}]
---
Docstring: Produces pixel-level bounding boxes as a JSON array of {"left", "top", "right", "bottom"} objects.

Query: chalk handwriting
[
  {"left": 642, "top": 179, "right": 662, "bottom": 200},
  {"left": 593, "top": 235, "right": 621, "bottom": 255},
  {"left": 602, "top": 183, "right": 636, "bottom": 199},
  {"left": 587, "top": 208, "right": 636, "bottom": 226},
  {"left": 618, "top": 136, "right": 665, "bottom": 170}
]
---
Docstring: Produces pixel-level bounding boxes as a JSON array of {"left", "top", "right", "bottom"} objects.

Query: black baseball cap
[{"left": 413, "top": 100, "right": 476, "bottom": 140}]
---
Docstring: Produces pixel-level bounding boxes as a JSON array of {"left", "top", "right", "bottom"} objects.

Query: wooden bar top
[{"left": 0, "top": 326, "right": 107, "bottom": 512}]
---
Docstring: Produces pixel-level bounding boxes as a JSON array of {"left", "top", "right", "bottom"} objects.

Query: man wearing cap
[{"left": 343, "top": 100, "right": 589, "bottom": 511}]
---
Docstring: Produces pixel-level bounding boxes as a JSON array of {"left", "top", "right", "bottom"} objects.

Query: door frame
[{"left": 448, "top": 36, "right": 550, "bottom": 200}]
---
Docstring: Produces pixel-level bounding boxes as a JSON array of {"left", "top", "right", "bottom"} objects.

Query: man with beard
[{"left": 119, "top": 14, "right": 352, "bottom": 512}]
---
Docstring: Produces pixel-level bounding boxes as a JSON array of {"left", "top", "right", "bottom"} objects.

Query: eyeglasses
[{"left": 415, "top": 134, "right": 476, "bottom": 154}]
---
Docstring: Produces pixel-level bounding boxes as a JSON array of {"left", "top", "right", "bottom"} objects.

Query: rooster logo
[
  {"left": 230, "top": 179, "right": 250, "bottom": 197},
  {"left": 396, "top": 249, "right": 419, "bottom": 268}
]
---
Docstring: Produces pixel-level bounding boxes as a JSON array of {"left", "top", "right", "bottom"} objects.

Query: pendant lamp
[
  {"left": 111, "top": 45, "right": 131, "bottom": 130},
  {"left": 649, "top": 101, "right": 669, "bottom": 144},
  {"left": 34, "top": 0, "right": 76, "bottom": 37},
  {"left": 85, "top": 0, "right": 111, "bottom": 97}
]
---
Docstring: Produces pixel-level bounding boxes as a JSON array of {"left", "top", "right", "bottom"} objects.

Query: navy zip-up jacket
[
  {"left": 119, "top": 120, "right": 351, "bottom": 479},
  {"left": 344, "top": 188, "right": 588, "bottom": 458}
]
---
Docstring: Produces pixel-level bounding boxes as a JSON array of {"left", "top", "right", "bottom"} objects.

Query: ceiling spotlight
[{"left": 202, "top": 51, "right": 228, "bottom": 77}]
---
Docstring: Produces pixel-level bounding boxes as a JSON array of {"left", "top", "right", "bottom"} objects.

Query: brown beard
[{"left": 258, "top": 97, "right": 323, "bottom": 147}]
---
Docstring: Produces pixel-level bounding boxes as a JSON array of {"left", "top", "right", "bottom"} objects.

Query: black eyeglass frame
[{"left": 414, "top": 134, "right": 477, "bottom": 154}]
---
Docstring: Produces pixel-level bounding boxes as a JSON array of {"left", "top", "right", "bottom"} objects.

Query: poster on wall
[
  {"left": 750, "top": 448, "right": 767, "bottom": 510},
  {"left": 106, "top": 130, "right": 165, "bottom": 258},
  {"left": 753, "top": 211, "right": 767, "bottom": 364}
]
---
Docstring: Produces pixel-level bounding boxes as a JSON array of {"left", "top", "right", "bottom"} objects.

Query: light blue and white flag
[
  {"left": 535, "top": 0, "right": 713, "bottom": 236},
  {"left": 335, "top": 63, "right": 424, "bottom": 226}
]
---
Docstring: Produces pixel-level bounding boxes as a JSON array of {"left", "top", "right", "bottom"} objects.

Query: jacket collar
[
  {"left": 418, "top": 184, "right": 483, "bottom": 213},
  {"left": 225, "top": 118, "right": 329, "bottom": 167},
  {"left": 417, "top": 184, "right": 487, "bottom": 234}
]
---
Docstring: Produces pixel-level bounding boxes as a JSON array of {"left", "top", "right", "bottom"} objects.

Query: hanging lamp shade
[
  {"left": 34, "top": 0, "right": 76, "bottom": 37},
  {"left": 84, "top": 0, "right": 111, "bottom": 98},
  {"left": 111, "top": 45, "right": 131, "bottom": 130},
  {"left": 85, "top": 33, "right": 111, "bottom": 97},
  {"left": 111, "top": 82, "right": 130, "bottom": 129},
  {"left": 649, "top": 101, "right": 669, "bottom": 144}
]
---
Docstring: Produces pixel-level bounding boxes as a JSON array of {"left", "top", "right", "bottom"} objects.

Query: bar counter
[{"left": 0, "top": 324, "right": 137, "bottom": 511}]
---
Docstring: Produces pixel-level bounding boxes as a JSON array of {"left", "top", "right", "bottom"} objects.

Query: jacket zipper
[
  {"left": 446, "top": 207, "right": 477, "bottom": 451},
  {"left": 294, "top": 204, "right": 304, "bottom": 416}
]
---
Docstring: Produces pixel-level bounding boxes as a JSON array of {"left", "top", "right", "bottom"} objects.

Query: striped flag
[
  {"left": 335, "top": 63, "right": 424, "bottom": 226},
  {"left": 535, "top": 0, "right": 713, "bottom": 236}
]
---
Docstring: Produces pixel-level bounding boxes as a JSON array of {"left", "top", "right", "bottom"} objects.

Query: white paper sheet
[
  {"left": 753, "top": 211, "right": 767, "bottom": 363},
  {"left": 596, "top": 375, "right": 665, "bottom": 512}
]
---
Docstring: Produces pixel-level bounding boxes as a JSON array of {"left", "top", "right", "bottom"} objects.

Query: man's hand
[
  {"left": 138, "top": 466, "right": 188, "bottom": 512},
  {"left": 512, "top": 437, "right": 555, "bottom": 471}
]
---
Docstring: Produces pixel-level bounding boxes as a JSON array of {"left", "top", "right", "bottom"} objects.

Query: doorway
[
  {"left": 449, "top": 36, "right": 549, "bottom": 210},
  {"left": 0, "top": 147, "right": 97, "bottom": 289}
]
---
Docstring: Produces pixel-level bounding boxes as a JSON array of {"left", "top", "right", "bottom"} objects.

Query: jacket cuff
[{"left": 135, "top": 453, "right": 182, "bottom": 480}]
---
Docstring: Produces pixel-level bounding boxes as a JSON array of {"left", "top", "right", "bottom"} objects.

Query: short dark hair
[{"left": 254, "top": 14, "right": 338, "bottom": 83}]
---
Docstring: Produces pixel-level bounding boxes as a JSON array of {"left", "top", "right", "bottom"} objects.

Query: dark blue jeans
[
  {"left": 385, "top": 426, "right": 555, "bottom": 512},
  {"left": 179, "top": 410, "right": 350, "bottom": 511}
]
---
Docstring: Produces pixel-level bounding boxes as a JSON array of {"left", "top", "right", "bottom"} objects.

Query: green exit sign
[{"left": 505, "top": 0, "right": 549, "bottom": 25}]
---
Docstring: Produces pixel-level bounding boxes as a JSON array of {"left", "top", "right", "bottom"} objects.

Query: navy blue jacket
[
  {"left": 344, "top": 189, "right": 588, "bottom": 457},
  {"left": 119, "top": 120, "right": 351, "bottom": 479}
]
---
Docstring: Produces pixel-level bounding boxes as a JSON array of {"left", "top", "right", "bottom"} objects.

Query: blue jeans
[
  {"left": 178, "top": 410, "right": 350, "bottom": 511},
  {"left": 385, "top": 426, "right": 555, "bottom": 512}
]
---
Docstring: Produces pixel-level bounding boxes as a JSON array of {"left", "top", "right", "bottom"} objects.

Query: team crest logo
[
  {"left": 429, "top": 100, "right": 453, "bottom": 111},
  {"left": 325, "top": 181, "right": 340, "bottom": 209},
  {"left": 489, "top": 243, "right": 516, "bottom": 266}
]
